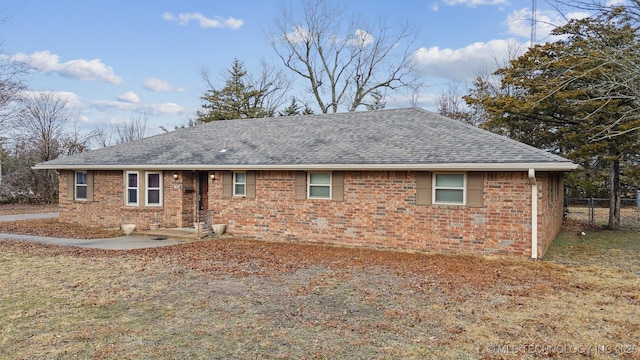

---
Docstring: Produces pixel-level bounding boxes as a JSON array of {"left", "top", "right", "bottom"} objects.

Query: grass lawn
[{"left": 1, "top": 221, "right": 639, "bottom": 358}]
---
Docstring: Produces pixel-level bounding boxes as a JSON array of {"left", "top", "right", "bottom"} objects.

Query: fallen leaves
[
  {"left": 2, "top": 224, "right": 639, "bottom": 359},
  {"left": 0, "top": 233, "right": 570, "bottom": 299}
]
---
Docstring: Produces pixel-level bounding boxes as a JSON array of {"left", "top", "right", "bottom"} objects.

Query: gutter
[
  {"left": 528, "top": 168, "right": 538, "bottom": 259},
  {"left": 33, "top": 162, "right": 582, "bottom": 172}
]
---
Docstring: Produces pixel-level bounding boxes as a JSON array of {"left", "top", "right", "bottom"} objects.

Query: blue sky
[{"left": 1, "top": 0, "right": 593, "bottom": 137}]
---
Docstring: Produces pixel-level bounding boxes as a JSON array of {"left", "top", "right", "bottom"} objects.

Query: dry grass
[
  {"left": 1, "top": 239, "right": 639, "bottom": 358},
  {"left": 1, "top": 204, "right": 639, "bottom": 359},
  {"left": 566, "top": 206, "right": 640, "bottom": 229}
]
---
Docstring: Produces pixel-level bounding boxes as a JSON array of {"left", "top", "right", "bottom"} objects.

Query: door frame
[{"left": 197, "top": 171, "right": 209, "bottom": 212}]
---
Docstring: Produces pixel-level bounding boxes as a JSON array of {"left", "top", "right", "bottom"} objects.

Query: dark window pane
[
  {"left": 309, "top": 185, "right": 330, "bottom": 198},
  {"left": 76, "top": 186, "right": 87, "bottom": 199},
  {"left": 76, "top": 172, "right": 87, "bottom": 185},
  {"left": 435, "top": 189, "right": 463, "bottom": 203},
  {"left": 310, "top": 173, "right": 330, "bottom": 185},
  {"left": 128, "top": 189, "right": 137, "bottom": 204},
  {"left": 148, "top": 173, "right": 160, "bottom": 188},
  {"left": 148, "top": 189, "right": 160, "bottom": 204},
  {"left": 235, "top": 184, "right": 245, "bottom": 196},
  {"left": 128, "top": 173, "right": 138, "bottom": 187},
  {"left": 435, "top": 174, "right": 463, "bottom": 187}
]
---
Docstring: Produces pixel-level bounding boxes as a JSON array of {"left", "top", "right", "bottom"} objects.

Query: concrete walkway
[
  {"left": 0, "top": 212, "right": 186, "bottom": 250},
  {"left": 0, "top": 232, "right": 186, "bottom": 249}
]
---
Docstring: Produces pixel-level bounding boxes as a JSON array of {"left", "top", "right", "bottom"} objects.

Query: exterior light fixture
[
  {"left": 173, "top": 173, "right": 179, "bottom": 180},
  {"left": 210, "top": 173, "right": 216, "bottom": 180}
]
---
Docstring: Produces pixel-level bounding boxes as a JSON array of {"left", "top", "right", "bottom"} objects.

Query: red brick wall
[
  {"left": 59, "top": 170, "right": 195, "bottom": 230},
  {"left": 207, "top": 170, "right": 563, "bottom": 257},
  {"left": 58, "top": 169, "right": 565, "bottom": 257},
  {"left": 537, "top": 172, "right": 565, "bottom": 257}
]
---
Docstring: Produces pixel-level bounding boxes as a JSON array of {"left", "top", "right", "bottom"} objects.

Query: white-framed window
[
  {"left": 146, "top": 172, "right": 163, "bottom": 206},
  {"left": 308, "top": 172, "right": 331, "bottom": 199},
  {"left": 433, "top": 173, "right": 465, "bottom": 205},
  {"left": 233, "top": 172, "right": 246, "bottom": 196},
  {"left": 75, "top": 171, "right": 87, "bottom": 200},
  {"left": 126, "top": 171, "right": 139, "bottom": 206}
]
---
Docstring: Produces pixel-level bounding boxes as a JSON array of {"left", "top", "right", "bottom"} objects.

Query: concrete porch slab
[{"left": 134, "top": 227, "right": 211, "bottom": 241}]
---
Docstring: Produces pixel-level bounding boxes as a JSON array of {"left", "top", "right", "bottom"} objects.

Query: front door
[{"left": 197, "top": 171, "right": 209, "bottom": 212}]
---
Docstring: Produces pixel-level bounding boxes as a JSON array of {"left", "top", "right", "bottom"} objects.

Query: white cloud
[
  {"left": 285, "top": 27, "right": 373, "bottom": 48},
  {"left": 152, "top": 102, "right": 185, "bottom": 114},
  {"left": 162, "top": 12, "right": 243, "bottom": 29},
  {"left": 19, "top": 90, "right": 84, "bottom": 110},
  {"left": 412, "top": 39, "right": 527, "bottom": 82},
  {"left": 143, "top": 77, "right": 184, "bottom": 92},
  {"left": 55, "top": 91, "right": 84, "bottom": 109},
  {"left": 92, "top": 99, "right": 185, "bottom": 115},
  {"left": 347, "top": 29, "right": 374, "bottom": 48},
  {"left": 9, "top": 51, "right": 123, "bottom": 85},
  {"left": 117, "top": 91, "right": 140, "bottom": 103},
  {"left": 441, "top": 0, "right": 508, "bottom": 6},
  {"left": 505, "top": 7, "right": 590, "bottom": 41},
  {"left": 284, "top": 26, "right": 313, "bottom": 43}
]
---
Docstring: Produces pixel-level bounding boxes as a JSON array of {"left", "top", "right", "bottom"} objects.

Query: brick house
[{"left": 35, "top": 108, "right": 579, "bottom": 258}]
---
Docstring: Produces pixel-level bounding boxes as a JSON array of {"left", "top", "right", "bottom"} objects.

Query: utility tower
[{"left": 530, "top": 0, "right": 537, "bottom": 47}]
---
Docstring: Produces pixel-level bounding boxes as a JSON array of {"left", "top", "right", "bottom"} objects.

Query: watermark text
[{"left": 486, "top": 344, "right": 638, "bottom": 356}]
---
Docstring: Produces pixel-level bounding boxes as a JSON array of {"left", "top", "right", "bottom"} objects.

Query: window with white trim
[
  {"left": 75, "top": 171, "right": 87, "bottom": 200},
  {"left": 308, "top": 172, "right": 331, "bottom": 199},
  {"left": 126, "top": 171, "right": 139, "bottom": 205},
  {"left": 146, "top": 172, "right": 162, "bottom": 206},
  {"left": 233, "top": 172, "right": 246, "bottom": 196},
  {"left": 433, "top": 173, "right": 465, "bottom": 205}
]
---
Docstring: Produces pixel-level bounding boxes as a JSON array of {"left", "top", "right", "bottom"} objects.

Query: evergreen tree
[
  {"left": 196, "top": 59, "right": 270, "bottom": 122},
  {"left": 278, "top": 98, "right": 302, "bottom": 116},
  {"left": 364, "top": 90, "right": 386, "bottom": 111},
  {"left": 278, "top": 97, "right": 314, "bottom": 116},
  {"left": 464, "top": 9, "right": 640, "bottom": 228}
]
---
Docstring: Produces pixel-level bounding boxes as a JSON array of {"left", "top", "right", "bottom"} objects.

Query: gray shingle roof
[{"left": 35, "top": 108, "right": 578, "bottom": 171}]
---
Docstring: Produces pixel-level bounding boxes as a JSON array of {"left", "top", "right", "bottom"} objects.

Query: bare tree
[
  {"left": 61, "top": 120, "right": 96, "bottom": 156},
  {"left": 246, "top": 61, "right": 293, "bottom": 116},
  {"left": 437, "top": 83, "right": 473, "bottom": 124},
  {"left": 7, "top": 92, "right": 71, "bottom": 203},
  {"left": 115, "top": 112, "right": 148, "bottom": 144},
  {"left": 0, "top": 43, "right": 27, "bottom": 128},
  {"left": 94, "top": 112, "right": 149, "bottom": 147},
  {"left": 270, "top": 0, "right": 422, "bottom": 113},
  {"left": 461, "top": 40, "right": 525, "bottom": 130},
  {"left": 13, "top": 92, "right": 69, "bottom": 162}
]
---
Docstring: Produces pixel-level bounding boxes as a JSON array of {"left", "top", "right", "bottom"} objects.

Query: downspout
[{"left": 528, "top": 169, "right": 538, "bottom": 259}]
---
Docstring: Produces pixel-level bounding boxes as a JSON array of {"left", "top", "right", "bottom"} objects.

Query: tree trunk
[{"left": 608, "top": 159, "right": 621, "bottom": 229}]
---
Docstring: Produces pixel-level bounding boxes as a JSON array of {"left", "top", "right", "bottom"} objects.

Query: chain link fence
[{"left": 565, "top": 197, "right": 640, "bottom": 228}]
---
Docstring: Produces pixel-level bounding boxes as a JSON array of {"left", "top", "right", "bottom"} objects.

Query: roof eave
[{"left": 33, "top": 162, "right": 582, "bottom": 172}]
